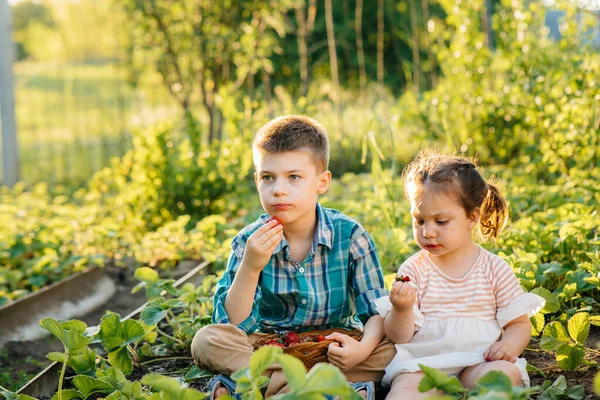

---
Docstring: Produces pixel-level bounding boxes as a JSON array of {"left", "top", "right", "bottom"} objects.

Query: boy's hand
[
  {"left": 241, "top": 219, "right": 284, "bottom": 273},
  {"left": 389, "top": 281, "right": 416, "bottom": 312},
  {"left": 325, "top": 333, "right": 369, "bottom": 371},
  {"left": 483, "top": 341, "right": 518, "bottom": 362}
]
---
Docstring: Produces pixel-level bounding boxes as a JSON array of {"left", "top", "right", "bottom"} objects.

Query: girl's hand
[
  {"left": 240, "top": 219, "right": 283, "bottom": 273},
  {"left": 389, "top": 280, "right": 416, "bottom": 312},
  {"left": 325, "top": 333, "right": 369, "bottom": 371},
  {"left": 484, "top": 341, "right": 518, "bottom": 362}
]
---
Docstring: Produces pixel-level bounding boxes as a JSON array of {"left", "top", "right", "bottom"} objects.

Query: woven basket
[{"left": 253, "top": 328, "right": 363, "bottom": 369}]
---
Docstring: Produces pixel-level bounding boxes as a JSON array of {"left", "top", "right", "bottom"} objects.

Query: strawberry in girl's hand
[
  {"left": 317, "top": 335, "right": 327, "bottom": 342},
  {"left": 395, "top": 274, "right": 411, "bottom": 283},
  {"left": 267, "top": 215, "right": 284, "bottom": 226}
]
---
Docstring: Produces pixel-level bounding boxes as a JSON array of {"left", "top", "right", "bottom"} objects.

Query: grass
[{"left": 1, "top": 61, "right": 179, "bottom": 185}]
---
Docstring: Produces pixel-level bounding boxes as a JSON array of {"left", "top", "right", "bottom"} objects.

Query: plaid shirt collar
[{"left": 273, "top": 203, "right": 334, "bottom": 255}]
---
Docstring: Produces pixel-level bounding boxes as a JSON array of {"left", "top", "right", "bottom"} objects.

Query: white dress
[{"left": 375, "top": 246, "right": 545, "bottom": 387}]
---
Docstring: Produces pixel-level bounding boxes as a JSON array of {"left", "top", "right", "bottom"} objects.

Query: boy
[{"left": 191, "top": 115, "right": 395, "bottom": 399}]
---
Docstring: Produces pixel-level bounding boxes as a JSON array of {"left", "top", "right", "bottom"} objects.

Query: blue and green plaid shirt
[{"left": 212, "top": 203, "right": 388, "bottom": 334}]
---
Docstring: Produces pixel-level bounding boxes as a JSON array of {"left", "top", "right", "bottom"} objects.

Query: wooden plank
[
  {"left": 0, "top": 267, "right": 116, "bottom": 346},
  {"left": 0, "top": 0, "right": 20, "bottom": 186}
]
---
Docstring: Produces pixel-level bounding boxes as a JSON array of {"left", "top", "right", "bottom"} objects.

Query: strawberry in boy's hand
[
  {"left": 395, "top": 274, "right": 411, "bottom": 283},
  {"left": 267, "top": 215, "right": 284, "bottom": 226}
]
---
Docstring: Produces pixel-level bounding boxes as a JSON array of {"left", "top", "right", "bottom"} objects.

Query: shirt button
[
  {"left": 298, "top": 267, "right": 305, "bottom": 273},
  {"left": 301, "top": 299, "right": 308, "bottom": 305}
]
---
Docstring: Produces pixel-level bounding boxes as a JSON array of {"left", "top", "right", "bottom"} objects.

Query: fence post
[{"left": 0, "top": 0, "right": 20, "bottom": 186}]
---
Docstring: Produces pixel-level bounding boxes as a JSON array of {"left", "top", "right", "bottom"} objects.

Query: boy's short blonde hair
[{"left": 253, "top": 115, "right": 330, "bottom": 172}]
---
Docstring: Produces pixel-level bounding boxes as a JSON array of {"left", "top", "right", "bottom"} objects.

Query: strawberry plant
[
  {"left": 539, "top": 313, "right": 600, "bottom": 371},
  {"left": 38, "top": 318, "right": 94, "bottom": 400},
  {"left": 231, "top": 346, "right": 362, "bottom": 400},
  {"left": 417, "top": 364, "right": 583, "bottom": 399},
  {"left": 99, "top": 313, "right": 146, "bottom": 375}
]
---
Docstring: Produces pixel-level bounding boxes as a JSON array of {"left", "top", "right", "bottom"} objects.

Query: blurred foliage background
[{"left": 1, "top": 0, "right": 599, "bottom": 392}]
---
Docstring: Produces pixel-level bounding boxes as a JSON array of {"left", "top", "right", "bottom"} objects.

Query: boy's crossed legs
[
  {"left": 386, "top": 361, "right": 522, "bottom": 399},
  {"left": 191, "top": 324, "right": 396, "bottom": 398}
]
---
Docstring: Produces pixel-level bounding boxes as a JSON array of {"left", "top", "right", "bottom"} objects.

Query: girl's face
[{"left": 409, "top": 182, "right": 479, "bottom": 261}]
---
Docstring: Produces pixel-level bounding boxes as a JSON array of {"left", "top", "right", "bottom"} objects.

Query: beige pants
[{"left": 191, "top": 324, "right": 396, "bottom": 397}]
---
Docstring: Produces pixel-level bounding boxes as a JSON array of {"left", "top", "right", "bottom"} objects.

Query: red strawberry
[
  {"left": 265, "top": 340, "right": 285, "bottom": 348},
  {"left": 284, "top": 331, "right": 301, "bottom": 346},
  {"left": 267, "top": 215, "right": 284, "bottom": 226},
  {"left": 317, "top": 335, "right": 327, "bottom": 342},
  {"left": 395, "top": 274, "right": 411, "bottom": 283}
]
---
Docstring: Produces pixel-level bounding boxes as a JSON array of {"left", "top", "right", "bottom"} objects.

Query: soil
[
  {"left": 524, "top": 325, "right": 600, "bottom": 400},
  {"left": 0, "top": 261, "right": 202, "bottom": 392}
]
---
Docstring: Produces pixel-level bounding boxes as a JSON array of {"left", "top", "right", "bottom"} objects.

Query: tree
[{"left": 116, "top": 0, "right": 291, "bottom": 144}]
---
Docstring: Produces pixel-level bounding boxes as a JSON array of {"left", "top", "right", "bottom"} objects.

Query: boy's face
[{"left": 254, "top": 149, "right": 331, "bottom": 227}]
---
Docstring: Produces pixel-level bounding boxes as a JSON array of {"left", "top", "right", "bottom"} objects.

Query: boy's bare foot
[{"left": 213, "top": 385, "right": 230, "bottom": 399}]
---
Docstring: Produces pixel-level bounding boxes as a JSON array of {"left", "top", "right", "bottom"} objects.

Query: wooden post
[{"left": 0, "top": 0, "right": 20, "bottom": 186}]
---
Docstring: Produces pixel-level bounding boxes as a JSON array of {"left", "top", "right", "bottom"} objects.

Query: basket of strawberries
[{"left": 253, "top": 328, "right": 363, "bottom": 369}]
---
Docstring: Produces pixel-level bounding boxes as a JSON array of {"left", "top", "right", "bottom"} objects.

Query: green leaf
[
  {"left": 559, "top": 223, "right": 579, "bottom": 240},
  {"left": 134, "top": 267, "right": 159, "bottom": 283},
  {"left": 565, "top": 385, "right": 585, "bottom": 399},
  {"left": 587, "top": 252, "right": 600, "bottom": 266},
  {"left": 108, "top": 347, "right": 133, "bottom": 376},
  {"left": 131, "top": 282, "right": 145, "bottom": 294},
  {"left": 475, "top": 371, "right": 512, "bottom": 393},
  {"left": 68, "top": 347, "right": 97, "bottom": 375},
  {"left": 140, "top": 306, "right": 168, "bottom": 326},
  {"left": 39, "top": 317, "right": 65, "bottom": 342},
  {"left": 562, "top": 282, "right": 577, "bottom": 298},
  {"left": 556, "top": 343, "right": 585, "bottom": 371},
  {"left": 418, "top": 364, "right": 465, "bottom": 394},
  {"left": 567, "top": 312, "right": 590, "bottom": 344},
  {"left": 100, "top": 313, "right": 123, "bottom": 351},
  {"left": 299, "top": 363, "right": 357, "bottom": 397},
  {"left": 100, "top": 313, "right": 144, "bottom": 352},
  {"left": 531, "top": 287, "right": 560, "bottom": 314},
  {"left": 184, "top": 365, "right": 213, "bottom": 382},
  {"left": 164, "top": 299, "right": 186, "bottom": 308},
  {"left": 97, "top": 367, "right": 128, "bottom": 390},
  {"left": 540, "top": 321, "right": 571, "bottom": 351},
  {"left": 60, "top": 320, "right": 88, "bottom": 335},
  {"left": 73, "top": 376, "right": 114, "bottom": 399},
  {"left": 249, "top": 346, "right": 282, "bottom": 378},
  {"left": 275, "top": 354, "right": 307, "bottom": 391},
  {"left": 594, "top": 371, "right": 600, "bottom": 396},
  {"left": 51, "top": 389, "right": 83, "bottom": 400},
  {"left": 589, "top": 316, "right": 600, "bottom": 327},
  {"left": 47, "top": 352, "right": 67, "bottom": 363},
  {"left": 102, "top": 392, "right": 124, "bottom": 400},
  {"left": 63, "top": 330, "right": 93, "bottom": 352},
  {"left": 530, "top": 313, "right": 545, "bottom": 336},
  {"left": 140, "top": 374, "right": 206, "bottom": 400},
  {"left": 121, "top": 320, "right": 145, "bottom": 344}
]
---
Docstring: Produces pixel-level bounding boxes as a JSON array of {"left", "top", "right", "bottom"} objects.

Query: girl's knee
[
  {"left": 387, "top": 373, "right": 434, "bottom": 399},
  {"left": 389, "top": 373, "right": 424, "bottom": 391},
  {"left": 488, "top": 361, "right": 522, "bottom": 386}
]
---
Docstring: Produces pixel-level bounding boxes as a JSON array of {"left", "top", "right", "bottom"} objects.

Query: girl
[{"left": 376, "top": 150, "right": 545, "bottom": 399}]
